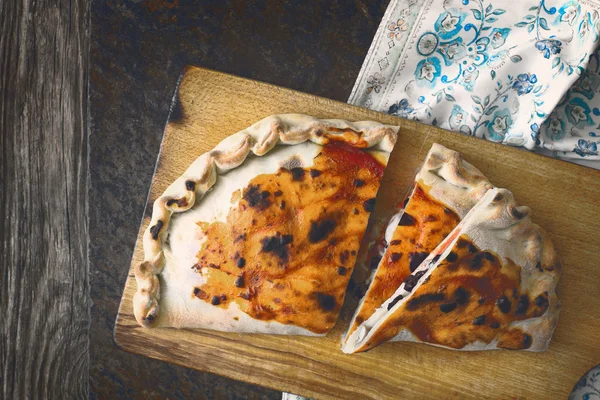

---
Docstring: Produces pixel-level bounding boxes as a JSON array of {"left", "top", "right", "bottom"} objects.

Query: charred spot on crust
[
  {"left": 446, "top": 252, "right": 458, "bottom": 263},
  {"left": 274, "top": 190, "right": 283, "bottom": 197},
  {"left": 398, "top": 213, "right": 415, "bottom": 226},
  {"left": 243, "top": 184, "right": 271, "bottom": 210},
  {"left": 239, "top": 292, "right": 251, "bottom": 300},
  {"left": 340, "top": 250, "right": 350, "bottom": 264},
  {"left": 406, "top": 293, "right": 445, "bottom": 311},
  {"left": 453, "top": 287, "right": 470, "bottom": 305},
  {"left": 470, "top": 253, "right": 486, "bottom": 270},
  {"left": 316, "top": 293, "right": 336, "bottom": 311},
  {"left": 309, "top": 169, "right": 322, "bottom": 178},
  {"left": 353, "top": 208, "right": 359, "bottom": 215},
  {"left": 387, "top": 294, "right": 405, "bottom": 310},
  {"left": 535, "top": 294, "right": 549, "bottom": 308},
  {"left": 236, "top": 257, "right": 246, "bottom": 268},
  {"left": 167, "top": 198, "right": 189, "bottom": 208},
  {"left": 370, "top": 255, "right": 382, "bottom": 270},
  {"left": 363, "top": 198, "right": 376, "bottom": 213},
  {"left": 515, "top": 295, "right": 530, "bottom": 315},
  {"left": 472, "top": 315, "right": 486, "bottom": 325},
  {"left": 522, "top": 333, "right": 533, "bottom": 349},
  {"left": 390, "top": 240, "right": 402, "bottom": 246},
  {"left": 440, "top": 302, "right": 457, "bottom": 313},
  {"left": 234, "top": 233, "right": 247, "bottom": 243},
  {"left": 261, "top": 233, "right": 293, "bottom": 262},
  {"left": 482, "top": 252, "right": 496, "bottom": 262},
  {"left": 280, "top": 201, "right": 286, "bottom": 210},
  {"left": 211, "top": 295, "right": 221, "bottom": 305},
  {"left": 535, "top": 262, "right": 544, "bottom": 273},
  {"left": 423, "top": 215, "right": 438, "bottom": 222},
  {"left": 390, "top": 252, "right": 403, "bottom": 263},
  {"left": 409, "top": 252, "right": 429, "bottom": 272},
  {"left": 194, "top": 288, "right": 208, "bottom": 300},
  {"left": 235, "top": 275, "right": 245, "bottom": 288},
  {"left": 143, "top": 314, "right": 155, "bottom": 322},
  {"left": 354, "top": 179, "right": 365, "bottom": 187},
  {"left": 150, "top": 220, "right": 164, "bottom": 240},
  {"left": 185, "top": 180, "right": 196, "bottom": 191},
  {"left": 290, "top": 167, "right": 305, "bottom": 181},
  {"left": 280, "top": 157, "right": 303, "bottom": 171},
  {"left": 510, "top": 206, "right": 527, "bottom": 220},
  {"left": 309, "top": 219, "right": 336, "bottom": 243},
  {"left": 337, "top": 266, "right": 347, "bottom": 275},
  {"left": 457, "top": 238, "right": 471, "bottom": 249},
  {"left": 403, "top": 271, "right": 426, "bottom": 292},
  {"left": 496, "top": 295, "right": 512, "bottom": 314},
  {"left": 208, "top": 263, "right": 220, "bottom": 269}
]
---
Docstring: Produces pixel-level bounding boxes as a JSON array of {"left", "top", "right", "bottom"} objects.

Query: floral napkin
[{"left": 349, "top": 0, "right": 600, "bottom": 167}]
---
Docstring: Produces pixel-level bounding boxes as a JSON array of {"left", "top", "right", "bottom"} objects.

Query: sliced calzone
[
  {"left": 343, "top": 144, "right": 492, "bottom": 345},
  {"left": 133, "top": 114, "right": 399, "bottom": 335},
  {"left": 343, "top": 188, "right": 561, "bottom": 353}
]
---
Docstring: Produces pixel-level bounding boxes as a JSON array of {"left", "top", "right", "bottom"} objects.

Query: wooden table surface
[{"left": 1, "top": 0, "right": 89, "bottom": 398}]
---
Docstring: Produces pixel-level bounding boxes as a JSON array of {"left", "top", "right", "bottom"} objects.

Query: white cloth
[{"left": 349, "top": 0, "right": 600, "bottom": 168}]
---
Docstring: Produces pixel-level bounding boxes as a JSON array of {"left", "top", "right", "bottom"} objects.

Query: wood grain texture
[
  {"left": 115, "top": 67, "right": 600, "bottom": 400},
  {"left": 0, "top": 0, "right": 89, "bottom": 398}
]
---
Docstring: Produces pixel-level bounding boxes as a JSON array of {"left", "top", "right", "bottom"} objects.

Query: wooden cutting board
[{"left": 115, "top": 66, "right": 600, "bottom": 400}]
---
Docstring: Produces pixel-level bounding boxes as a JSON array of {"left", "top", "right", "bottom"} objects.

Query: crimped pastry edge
[{"left": 133, "top": 113, "right": 399, "bottom": 327}]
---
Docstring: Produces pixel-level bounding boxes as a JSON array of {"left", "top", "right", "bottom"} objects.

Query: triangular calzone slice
[
  {"left": 343, "top": 144, "right": 492, "bottom": 345},
  {"left": 134, "top": 114, "right": 398, "bottom": 335},
  {"left": 343, "top": 188, "right": 561, "bottom": 353}
]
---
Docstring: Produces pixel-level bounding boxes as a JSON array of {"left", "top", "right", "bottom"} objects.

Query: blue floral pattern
[
  {"left": 569, "top": 365, "right": 600, "bottom": 400},
  {"left": 349, "top": 0, "right": 600, "bottom": 165},
  {"left": 536, "top": 39, "right": 562, "bottom": 59},
  {"left": 513, "top": 73, "right": 538, "bottom": 95}
]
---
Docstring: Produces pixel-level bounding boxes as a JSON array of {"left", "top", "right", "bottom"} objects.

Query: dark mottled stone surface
[{"left": 90, "top": 0, "right": 388, "bottom": 398}]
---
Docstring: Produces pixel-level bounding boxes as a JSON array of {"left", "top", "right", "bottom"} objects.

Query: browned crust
[{"left": 133, "top": 114, "right": 399, "bottom": 327}]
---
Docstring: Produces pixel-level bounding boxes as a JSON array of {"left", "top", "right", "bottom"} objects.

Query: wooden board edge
[{"left": 114, "top": 296, "right": 333, "bottom": 400}]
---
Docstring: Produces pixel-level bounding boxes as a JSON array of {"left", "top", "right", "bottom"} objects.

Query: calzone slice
[
  {"left": 343, "top": 144, "right": 492, "bottom": 346},
  {"left": 343, "top": 188, "right": 561, "bottom": 353},
  {"left": 133, "top": 114, "right": 398, "bottom": 335}
]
